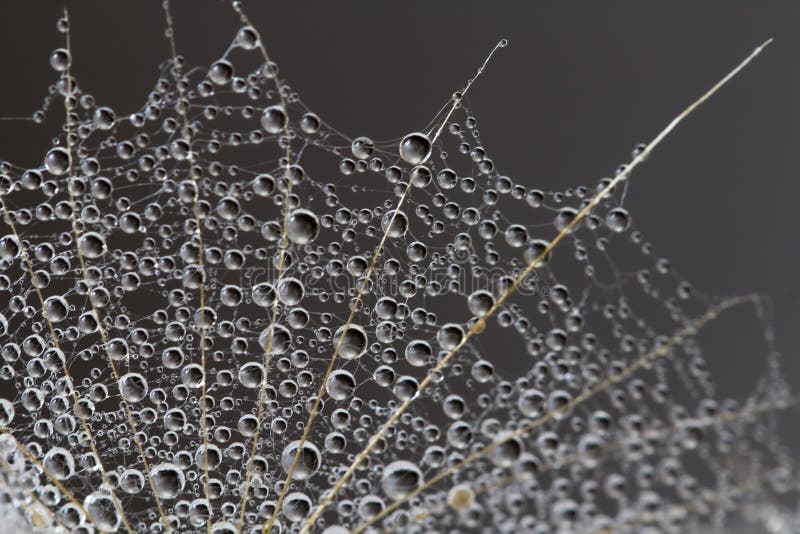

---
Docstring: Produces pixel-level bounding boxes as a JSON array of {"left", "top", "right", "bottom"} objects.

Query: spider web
[{"left": 0, "top": 4, "right": 796, "bottom": 534}]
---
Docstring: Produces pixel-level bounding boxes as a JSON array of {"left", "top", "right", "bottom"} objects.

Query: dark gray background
[{"left": 0, "top": 1, "right": 797, "bottom": 449}]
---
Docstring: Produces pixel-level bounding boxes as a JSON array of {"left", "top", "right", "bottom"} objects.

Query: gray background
[{"left": 0, "top": 0, "right": 797, "bottom": 450}]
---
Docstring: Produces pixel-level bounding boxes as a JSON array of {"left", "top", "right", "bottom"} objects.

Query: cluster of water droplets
[{"left": 0, "top": 5, "right": 796, "bottom": 534}]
